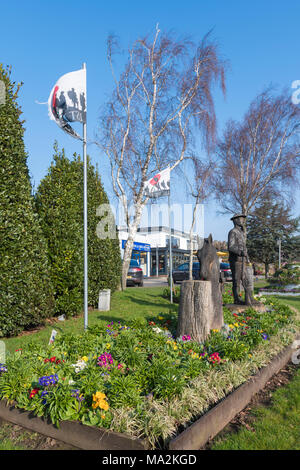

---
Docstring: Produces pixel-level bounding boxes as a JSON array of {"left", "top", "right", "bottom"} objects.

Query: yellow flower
[
  {"left": 173, "top": 346, "right": 178, "bottom": 351},
  {"left": 234, "top": 323, "right": 239, "bottom": 327},
  {"left": 134, "top": 347, "right": 139, "bottom": 352},
  {"left": 99, "top": 400, "right": 109, "bottom": 411},
  {"left": 93, "top": 391, "right": 106, "bottom": 401},
  {"left": 158, "top": 316, "right": 163, "bottom": 320},
  {"left": 81, "top": 356, "right": 88, "bottom": 362},
  {"left": 212, "top": 329, "right": 219, "bottom": 333},
  {"left": 106, "top": 343, "right": 111, "bottom": 350}
]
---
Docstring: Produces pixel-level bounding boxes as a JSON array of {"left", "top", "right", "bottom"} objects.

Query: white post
[
  {"left": 168, "top": 194, "right": 173, "bottom": 303},
  {"left": 83, "top": 62, "right": 88, "bottom": 330}
]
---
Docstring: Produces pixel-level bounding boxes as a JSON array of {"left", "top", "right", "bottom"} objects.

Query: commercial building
[{"left": 118, "top": 226, "right": 200, "bottom": 277}]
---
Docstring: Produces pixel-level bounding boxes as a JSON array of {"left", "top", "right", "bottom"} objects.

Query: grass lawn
[
  {"left": 211, "top": 293, "right": 300, "bottom": 450},
  {"left": 3, "top": 287, "right": 177, "bottom": 354},
  {"left": 211, "top": 365, "right": 300, "bottom": 450},
  {"left": 0, "top": 439, "right": 25, "bottom": 450}
]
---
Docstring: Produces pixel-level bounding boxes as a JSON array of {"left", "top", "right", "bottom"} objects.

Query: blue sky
[{"left": 1, "top": 0, "right": 300, "bottom": 240}]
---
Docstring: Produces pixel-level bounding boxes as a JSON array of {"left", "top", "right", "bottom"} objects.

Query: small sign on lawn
[{"left": 49, "top": 329, "right": 58, "bottom": 345}]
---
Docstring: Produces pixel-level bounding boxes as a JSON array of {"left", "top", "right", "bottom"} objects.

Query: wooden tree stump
[{"left": 177, "top": 280, "right": 217, "bottom": 343}]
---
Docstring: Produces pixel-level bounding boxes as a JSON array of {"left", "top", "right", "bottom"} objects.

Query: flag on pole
[
  {"left": 48, "top": 69, "right": 86, "bottom": 140},
  {"left": 144, "top": 167, "right": 170, "bottom": 198}
]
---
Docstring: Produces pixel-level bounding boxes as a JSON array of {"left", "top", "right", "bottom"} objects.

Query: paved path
[{"left": 143, "top": 276, "right": 169, "bottom": 288}]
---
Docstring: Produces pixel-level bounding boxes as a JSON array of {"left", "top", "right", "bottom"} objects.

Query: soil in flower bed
[
  {"left": 204, "top": 361, "right": 299, "bottom": 449},
  {"left": 0, "top": 418, "right": 78, "bottom": 450}
]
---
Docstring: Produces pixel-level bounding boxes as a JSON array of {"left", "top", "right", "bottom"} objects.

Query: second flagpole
[
  {"left": 83, "top": 62, "right": 88, "bottom": 330},
  {"left": 168, "top": 192, "right": 173, "bottom": 304}
]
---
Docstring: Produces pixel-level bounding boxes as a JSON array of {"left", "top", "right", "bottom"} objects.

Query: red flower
[
  {"left": 50, "top": 357, "right": 56, "bottom": 363},
  {"left": 209, "top": 352, "right": 221, "bottom": 364},
  {"left": 29, "top": 388, "right": 39, "bottom": 399}
]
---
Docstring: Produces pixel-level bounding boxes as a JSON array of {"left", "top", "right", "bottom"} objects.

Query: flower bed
[
  {"left": 0, "top": 295, "right": 299, "bottom": 449},
  {"left": 258, "top": 286, "right": 300, "bottom": 294}
]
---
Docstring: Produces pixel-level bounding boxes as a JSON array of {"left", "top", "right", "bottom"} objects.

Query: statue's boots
[{"left": 245, "top": 290, "right": 261, "bottom": 306}]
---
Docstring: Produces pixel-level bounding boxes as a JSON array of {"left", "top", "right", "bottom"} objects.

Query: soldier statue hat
[{"left": 230, "top": 213, "right": 246, "bottom": 221}]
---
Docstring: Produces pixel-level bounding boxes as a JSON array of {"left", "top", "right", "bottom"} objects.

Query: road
[{"left": 127, "top": 276, "right": 169, "bottom": 288}]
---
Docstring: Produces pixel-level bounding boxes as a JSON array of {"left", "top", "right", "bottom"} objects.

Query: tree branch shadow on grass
[
  {"left": 94, "top": 314, "right": 132, "bottom": 324},
  {"left": 123, "top": 294, "right": 178, "bottom": 313},
  {"left": 274, "top": 295, "right": 300, "bottom": 303}
]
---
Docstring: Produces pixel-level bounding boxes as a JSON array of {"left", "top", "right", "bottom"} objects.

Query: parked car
[
  {"left": 126, "top": 259, "right": 144, "bottom": 287},
  {"left": 172, "top": 262, "right": 200, "bottom": 283},
  {"left": 220, "top": 262, "right": 232, "bottom": 281}
]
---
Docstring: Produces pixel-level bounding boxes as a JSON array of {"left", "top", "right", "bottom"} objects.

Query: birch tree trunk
[
  {"left": 188, "top": 201, "right": 199, "bottom": 280},
  {"left": 121, "top": 203, "right": 144, "bottom": 290},
  {"left": 188, "top": 241, "right": 194, "bottom": 281}
]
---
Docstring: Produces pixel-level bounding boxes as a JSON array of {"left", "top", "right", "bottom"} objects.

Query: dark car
[
  {"left": 126, "top": 259, "right": 144, "bottom": 287},
  {"left": 172, "top": 262, "right": 200, "bottom": 283},
  {"left": 220, "top": 262, "right": 232, "bottom": 281}
]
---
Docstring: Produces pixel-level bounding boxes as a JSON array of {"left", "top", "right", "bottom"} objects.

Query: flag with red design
[
  {"left": 48, "top": 69, "right": 86, "bottom": 140},
  {"left": 144, "top": 167, "right": 170, "bottom": 198}
]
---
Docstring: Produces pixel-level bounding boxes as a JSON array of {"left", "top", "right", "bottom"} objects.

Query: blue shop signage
[{"left": 122, "top": 240, "right": 151, "bottom": 252}]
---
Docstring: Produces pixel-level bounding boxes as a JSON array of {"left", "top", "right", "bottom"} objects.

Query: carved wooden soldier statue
[{"left": 228, "top": 214, "right": 258, "bottom": 306}]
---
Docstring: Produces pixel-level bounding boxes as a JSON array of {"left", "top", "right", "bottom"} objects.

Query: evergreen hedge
[
  {"left": 35, "top": 144, "right": 121, "bottom": 316},
  {"left": 0, "top": 65, "right": 54, "bottom": 337}
]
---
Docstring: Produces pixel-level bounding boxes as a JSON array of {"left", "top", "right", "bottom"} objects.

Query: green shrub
[
  {"left": 162, "top": 286, "right": 181, "bottom": 303},
  {"left": 35, "top": 144, "right": 122, "bottom": 316},
  {"left": 270, "top": 267, "right": 300, "bottom": 286},
  {"left": 0, "top": 65, "right": 54, "bottom": 337}
]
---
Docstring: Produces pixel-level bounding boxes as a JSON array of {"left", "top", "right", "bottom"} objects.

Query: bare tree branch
[{"left": 97, "top": 27, "right": 226, "bottom": 288}]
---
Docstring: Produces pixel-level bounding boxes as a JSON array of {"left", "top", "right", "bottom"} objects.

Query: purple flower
[
  {"left": 41, "top": 390, "right": 48, "bottom": 404},
  {"left": 262, "top": 333, "right": 268, "bottom": 340},
  {"left": 71, "top": 389, "right": 84, "bottom": 402},
  {"left": 38, "top": 374, "right": 59, "bottom": 387},
  {"left": 97, "top": 353, "right": 114, "bottom": 368},
  {"left": 0, "top": 364, "right": 7, "bottom": 373},
  {"left": 182, "top": 335, "right": 191, "bottom": 342}
]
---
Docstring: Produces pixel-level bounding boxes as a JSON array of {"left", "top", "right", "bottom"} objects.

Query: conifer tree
[
  {"left": 35, "top": 143, "right": 121, "bottom": 316},
  {"left": 247, "top": 196, "right": 300, "bottom": 277}
]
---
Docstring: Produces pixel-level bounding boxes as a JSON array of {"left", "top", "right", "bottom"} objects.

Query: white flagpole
[
  {"left": 168, "top": 191, "right": 173, "bottom": 304},
  {"left": 83, "top": 62, "right": 88, "bottom": 330}
]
